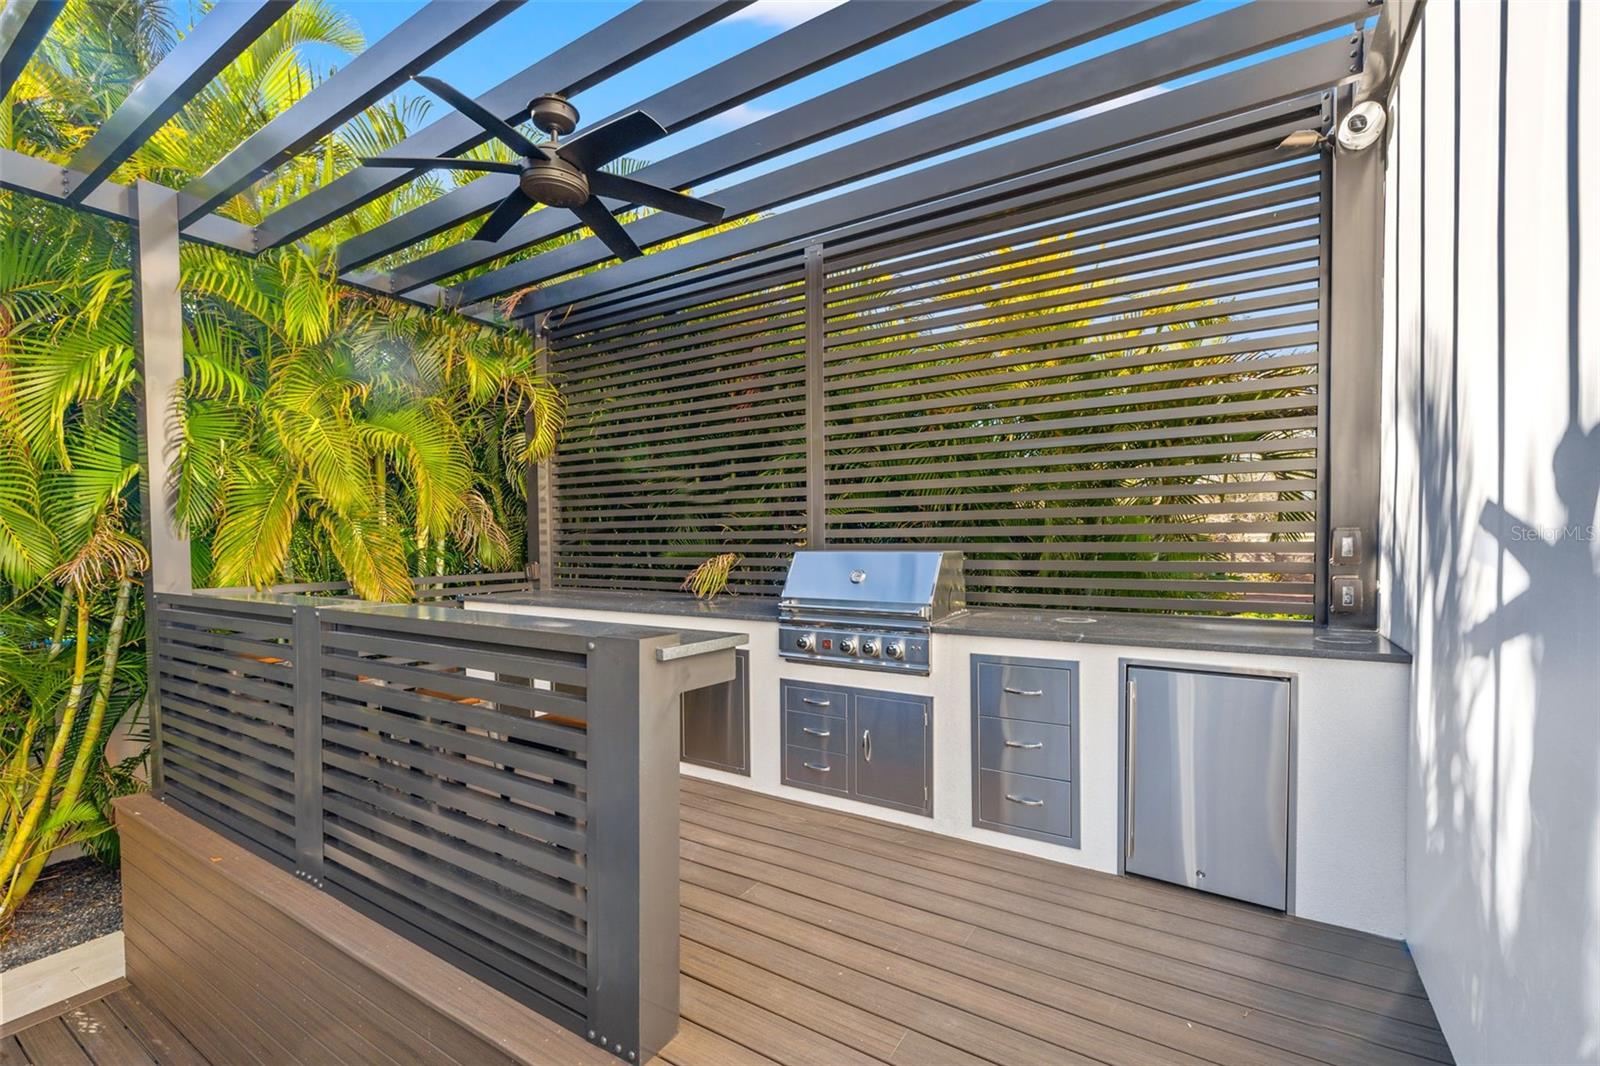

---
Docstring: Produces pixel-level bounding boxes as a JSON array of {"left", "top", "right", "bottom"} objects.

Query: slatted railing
[
  {"left": 152, "top": 595, "right": 299, "bottom": 860},
  {"left": 150, "top": 591, "right": 741, "bottom": 1064}
]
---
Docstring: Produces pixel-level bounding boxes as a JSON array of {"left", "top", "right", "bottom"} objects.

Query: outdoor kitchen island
[{"left": 470, "top": 586, "right": 1412, "bottom": 940}]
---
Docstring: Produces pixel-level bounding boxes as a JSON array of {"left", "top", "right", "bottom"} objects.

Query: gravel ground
[{"left": 0, "top": 858, "right": 123, "bottom": 970}]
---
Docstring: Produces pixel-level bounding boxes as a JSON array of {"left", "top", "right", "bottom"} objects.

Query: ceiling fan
[{"left": 362, "top": 76, "right": 725, "bottom": 260}]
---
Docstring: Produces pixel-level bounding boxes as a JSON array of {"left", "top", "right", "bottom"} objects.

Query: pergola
[{"left": 0, "top": 0, "right": 1419, "bottom": 624}]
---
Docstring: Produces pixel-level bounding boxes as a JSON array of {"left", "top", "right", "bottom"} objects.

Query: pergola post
[
  {"left": 1323, "top": 7, "right": 1408, "bottom": 631},
  {"left": 132, "top": 180, "right": 191, "bottom": 596},
  {"left": 132, "top": 180, "right": 189, "bottom": 794},
  {"left": 803, "top": 243, "right": 827, "bottom": 549},
  {"left": 1324, "top": 83, "right": 1385, "bottom": 629},
  {"left": 526, "top": 321, "right": 556, "bottom": 589}
]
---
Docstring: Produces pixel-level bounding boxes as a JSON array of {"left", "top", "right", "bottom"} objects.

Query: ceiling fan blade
[
  {"left": 360, "top": 155, "right": 523, "bottom": 174},
  {"left": 472, "top": 189, "right": 537, "bottom": 243},
  {"left": 570, "top": 197, "right": 643, "bottom": 261},
  {"left": 413, "top": 75, "right": 548, "bottom": 161},
  {"left": 588, "top": 171, "right": 725, "bottom": 225},
  {"left": 557, "top": 110, "right": 666, "bottom": 173}
]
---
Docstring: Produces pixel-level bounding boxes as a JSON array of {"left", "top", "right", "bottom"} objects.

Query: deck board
[
  {"left": 8, "top": 778, "right": 1452, "bottom": 1066},
  {"left": 663, "top": 779, "right": 1452, "bottom": 1066},
  {"left": 5, "top": 989, "right": 205, "bottom": 1066}
]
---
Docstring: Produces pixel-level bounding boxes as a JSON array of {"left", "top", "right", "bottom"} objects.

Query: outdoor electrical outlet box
[
  {"left": 1331, "top": 526, "right": 1363, "bottom": 565},
  {"left": 1330, "top": 575, "right": 1363, "bottom": 613}
]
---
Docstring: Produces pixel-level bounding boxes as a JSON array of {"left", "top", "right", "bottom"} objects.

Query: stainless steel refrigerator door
[{"left": 1125, "top": 666, "right": 1290, "bottom": 910}]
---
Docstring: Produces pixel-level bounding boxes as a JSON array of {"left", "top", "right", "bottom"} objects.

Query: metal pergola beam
[
  {"left": 333, "top": 0, "right": 960, "bottom": 277},
  {"left": 0, "top": 0, "right": 61, "bottom": 100},
  {"left": 0, "top": 146, "right": 258, "bottom": 252},
  {"left": 517, "top": 35, "right": 1356, "bottom": 316},
  {"left": 471, "top": 0, "right": 1368, "bottom": 309},
  {"left": 252, "top": 0, "right": 748, "bottom": 252},
  {"left": 177, "top": 0, "right": 523, "bottom": 227},
  {"left": 65, "top": 1, "right": 292, "bottom": 203},
  {"left": 377, "top": 0, "right": 1174, "bottom": 294}
]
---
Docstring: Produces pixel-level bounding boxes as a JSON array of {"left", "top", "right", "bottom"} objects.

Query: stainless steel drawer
[
  {"left": 977, "top": 716, "right": 1070, "bottom": 781},
  {"left": 784, "top": 744, "right": 848, "bottom": 796},
  {"left": 975, "top": 662, "right": 1074, "bottom": 725},
  {"left": 782, "top": 682, "right": 846, "bottom": 717},
  {"left": 976, "top": 769, "right": 1073, "bottom": 840},
  {"left": 785, "top": 709, "right": 848, "bottom": 754}
]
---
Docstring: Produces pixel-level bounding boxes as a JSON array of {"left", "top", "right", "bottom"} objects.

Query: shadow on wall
[
  {"left": 1409, "top": 396, "right": 1600, "bottom": 1062},
  {"left": 1474, "top": 421, "right": 1600, "bottom": 1056},
  {"left": 1404, "top": 2, "right": 1598, "bottom": 1057}
]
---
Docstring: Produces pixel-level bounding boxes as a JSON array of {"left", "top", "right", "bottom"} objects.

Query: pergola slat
[
  {"left": 65, "top": 1, "right": 292, "bottom": 203},
  {"left": 454, "top": 0, "right": 1368, "bottom": 307},
  {"left": 512, "top": 36, "right": 1354, "bottom": 316},
  {"left": 176, "top": 0, "right": 523, "bottom": 226},
  {"left": 378, "top": 0, "right": 1176, "bottom": 293},
  {"left": 252, "top": 0, "right": 748, "bottom": 251},
  {"left": 0, "top": 0, "right": 61, "bottom": 100},
  {"left": 334, "top": 0, "right": 962, "bottom": 276}
]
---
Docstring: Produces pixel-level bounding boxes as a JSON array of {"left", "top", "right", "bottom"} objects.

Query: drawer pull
[
  {"left": 801, "top": 726, "right": 831, "bottom": 738},
  {"left": 801, "top": 697, "right": 832, "bottom": 707},
  {"left": 1005, "top": 793, "right": 1046, "bottom": 807},
  {"left": 802, "top": 761, "right": 832, "bottom": 773},
  {"left": 1003, "top": 740, "right": 1044, "bottom": 750},
  {"left": 1002, "top": 686, "right": 1044, "bottom": 697}
]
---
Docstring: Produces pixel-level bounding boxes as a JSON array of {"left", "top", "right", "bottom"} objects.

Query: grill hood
[{"left": 779, "top": 550, "right": 965, "bottom": 621}]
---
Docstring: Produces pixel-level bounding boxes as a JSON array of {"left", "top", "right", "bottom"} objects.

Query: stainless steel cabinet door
[
  {"left": 681, "top": 651, "right": 748, "bottom": 774},
  {"left": 852, "top": 692, "right": 931, "bottom": 816},
  {"left": 1125, "top": 666, "right": 1290, "bottom": 910}
]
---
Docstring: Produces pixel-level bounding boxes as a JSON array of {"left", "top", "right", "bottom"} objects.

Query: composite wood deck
[
  {"left": 2, "top": 987, "right": 208, "bottom": 1066},
  {"left": 6, "top": 777, "right": 1452, "bottom": 1065}
]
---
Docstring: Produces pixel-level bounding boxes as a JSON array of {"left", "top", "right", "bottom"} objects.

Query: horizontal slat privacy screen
[
  {"left": 548, "top": 132, "right": 1326, "bottom": 615},
  {"left": 551, "top": 264, "right": 810, "bottom": 593}
]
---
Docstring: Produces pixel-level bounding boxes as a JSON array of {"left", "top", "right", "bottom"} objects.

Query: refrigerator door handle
[{"left": 1126, "top": 677, "right": 1138, "bottom": 861}]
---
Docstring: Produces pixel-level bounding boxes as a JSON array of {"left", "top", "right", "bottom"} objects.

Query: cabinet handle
[
  {"left": 1005, "top": 794, "right": 1045, "bottom": 807},
  {"left": 803, "top": 761, "right": 831, "bottom": 773},
  {"left": 801, "top": 697, "right": 831, "bottom": 707},
  {"left": 862, "top": 729, "right": 872, "bottom": 762},
  {"left": 1002, "top": 686, "right": 1043, "bottom": 697},
  {"left": 801, "top": 726, "right": 831, "bottom": 738},
  {"left": 1003, "top": 740, "right": 1044, "bottom": 750},
  {"left": 1126, "top": 678, "right": 1138, "bottom": 860}
]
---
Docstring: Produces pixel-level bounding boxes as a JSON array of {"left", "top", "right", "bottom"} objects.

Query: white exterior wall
[
  {"left": 1380, "top": 2, "right": 1600, "bottom": 1062},
  {"left": 472, "top": 600, "right": 1409, "bottom": 937}
]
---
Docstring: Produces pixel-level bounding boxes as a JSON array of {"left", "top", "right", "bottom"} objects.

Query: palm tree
[
  {"left": 0, "top": 0, "right": 564, "bottom": 928},
  {"left": 178, "top": 244, "right": 559, "bottom": 598}
]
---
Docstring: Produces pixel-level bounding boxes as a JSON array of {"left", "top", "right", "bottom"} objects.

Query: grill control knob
[
  {"left": 839, "top": 635, "right": 860, "bottom": 656},
  {"left": 860, "top": 637, "right": 881, "bottom": 658},
  {"left": 884, "top": 639, "right": 906, "bottom": 660},
  {"left": 795, "top": 632, "right": 817, "bottom": 652}
]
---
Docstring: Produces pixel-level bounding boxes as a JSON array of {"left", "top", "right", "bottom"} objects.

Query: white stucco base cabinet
[{"left": 472, "top": 600, "right": 1410, "bottom": 939}]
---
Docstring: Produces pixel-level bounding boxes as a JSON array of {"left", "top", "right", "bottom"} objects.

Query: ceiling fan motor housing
[
  {"left": 522, "top": 156, "right": 590, "bottom": 208},
  {"left": 529, "top": 93, "right": 579, "bottom": 137}
]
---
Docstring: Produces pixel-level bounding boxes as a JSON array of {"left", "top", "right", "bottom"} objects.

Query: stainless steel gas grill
[{"left": 778, "top": 550, "right": 965, "bottom": 674}]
